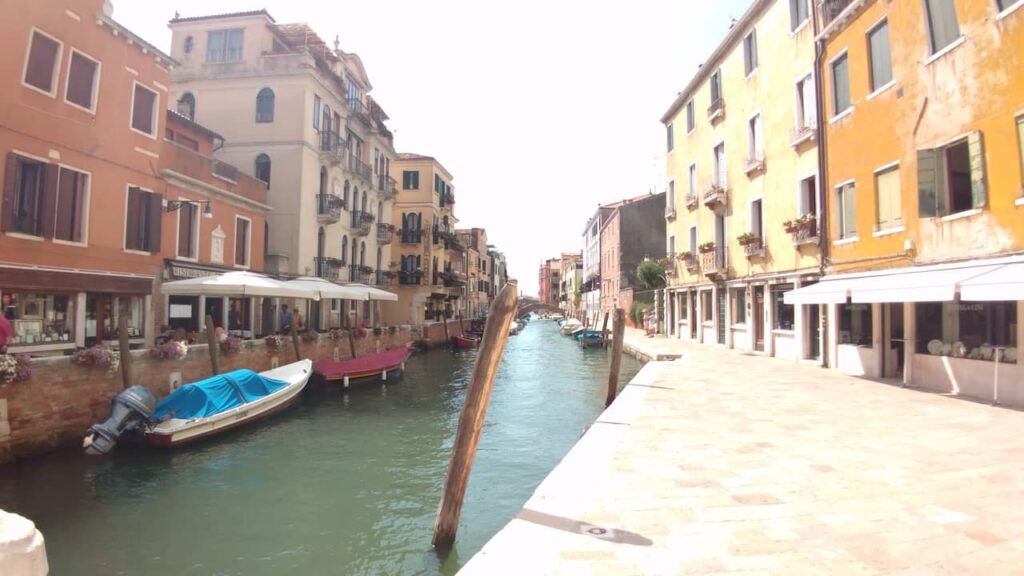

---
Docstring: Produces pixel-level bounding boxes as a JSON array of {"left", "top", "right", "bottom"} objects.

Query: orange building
[
  {"left": 787, "top": 0, "right": 1024, "bottom": 402},
  {"left": 1, "top": 0, "right": 268, "bottom": 355}
]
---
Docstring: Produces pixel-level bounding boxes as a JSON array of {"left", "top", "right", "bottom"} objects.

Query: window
[
  {"left": 839, "top": 304, "right": 873, "bottom": 346},
  {"left": 176, "top": 201, "right": 199, "bottom": 259},
  {"left": 124, "top": 187, "right": 161, "bottom": 253},
  {"left": 710, "top": 70, "right": 723, "bottom": 104},
  {"left": 731, "top": 288, "right": 746, "bottom": 324},
  {"left": 701, "top": 291, "right": 713, "bottom": 322},
  {"left": 867, "top": 20, "right": 893, "bottom": 93},
  {"left": 917, "top": 302, "right": 1016, "bottom": 363},
  {"left": 235, "top": 217, "right": 251, "bottom": 267},
  {"left": 748, "top": 114, "right": 763, "bottom": 160},
  {"left": 668, "top": 180, "right": 675, "bottom": 210},
  {"left": 686, "top": 100, "right": 695, "bottom": 132},
  {"left": 2, "top": 293, "right": 75, "bottom": 347},
  {"left": 666, "top": 123, "right": 674, "bottom": 152},
  {"left": 206, "top": 29, "right": 244, "bottom": 63},
  {"left": 795, "top": 74, "right": 816, "bottom": 131},
  {"left": 790, "top": 0, "right": 809, "bottom": 30},
  {"left": 403, "top": 170, "right": 419, "bottom": 190},
  {"left": 65, "top": 50, "right": 100, "bottom": 111},
  {"left": 313, "top": 95, "right": 321, "bottom": 129},
  {"left": 750, "top": 199, "right": 764, "bottom": 240},
  {"left": 743, "top": 30, "right": 758, "bottom": 76},
  {"left": 130, "top": 83, "right": 158, "bottom": 136},
  {"left": 875, "top": 165, "right": 902, "bottom": 230},
  {"left": 341, "top": 235, "right": 348, "bottom": 265},
  {"left": 177, "top": 92, "right": 195, "bottom": 120},
  {"left": 254, "top": 154, "right": 271, "bottom": 184},
  {"left": 917, "top": 134, "right": 986, "bottom": 217},
  {"left": 2, "top": 154, "right": 50, "bottom": 237},
  {"left": 54, "top": 167, "right": 88, "bottom": 243},
  {"left": 831, "top": 53, "right": 851, "bottom": 116},
  {"left": 689, "top": 225, "right": 697, "bottom": 256},
  {"left": 925, "top": 0, "right": 961, "bottom": 54},
  {"left": 836, "top": 182, "right": 856, "bottom": 239},
  {"left": 1016, "top": 117, "right": 1024, "bottom": 192},
  {"left": 799, "top": 175, "right": 817, "bottom": 217},
  {"left": 998, "top": 0, "right": 1024, "bottom": 12},
  {"left": 23, "top": 29, "right": 62, "bottom": 95},
  {"left": 713, "top": 143, "right": 726, "bottom": 188},
  {"left": 689, "top": 164, "right": 697, "bottom": 195},
  {"left": 668, "top": 235, "right": 676, "bottom": 258},
  {"left": 255, "top": 88, "right": 274, "bottom": 123},
  {"left": 772, "top": 284, "right": 795, "bottom": 330}
]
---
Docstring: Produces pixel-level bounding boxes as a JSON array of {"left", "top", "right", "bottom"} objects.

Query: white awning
[
  {"left": 784, "top": 280, "right": 854, "bottom": 305},
  {"left": 960, "top": 263, "right": 1024, "bottom": 301},
  {"left": 343, "top": 283, "right": 399, "bottom": 302},
  {"left": 284, "top": 277, "right": 369, "bottom": 300},
  {"left": 849, "top": 265, "right": 1004, "bottom": 303},
  {"left": 161, "top": 271, "right": 320, "bottom": 300}
]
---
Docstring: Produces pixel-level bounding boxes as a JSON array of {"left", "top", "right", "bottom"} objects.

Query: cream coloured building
[
  {"left": 167, "top": 10, "right": 397, "bottom": 329},
  {"left": 662, "top": 0, "right": 822, "bottom": 361}
]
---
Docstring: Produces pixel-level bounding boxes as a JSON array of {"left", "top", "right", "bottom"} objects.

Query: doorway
[
  {"left": 716, "top": 288, "right": 726, "bottom": 345},
  {"left": 883, "top": 303, "right": 905, "bottom": 378},
  {"left": 752, "top": 286, "right": 765, "bottom": 352},
  {"left": 807, "top": 304, "right": 821, "bottom": 360},
  {"left": 688, "top": 291, "right": 697, "bottom": 340}
]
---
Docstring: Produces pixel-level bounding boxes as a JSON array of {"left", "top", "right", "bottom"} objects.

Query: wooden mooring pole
[
  {"left": 291, "top": 320, "right": 301, "bottom": 362},
  {"left": 605, "top": 308, "right": 626, "bottom": 408},
  {"left": 581, "top": 313, "right": 589, "bottom": 349},
  {"left": 601, "top": 311, "right": 610, "bottom": 348},
  {"left": 348, "top": 326, "right": 357, "bottom": 359},
  {"left": 118, "top": 314, "right": 132, "bottom": 389},
  {"left": 441, "top": 310, "right": 451, "bottom": 346},
  {"left": 432, "top": 282, "right": 519, "bottom": 551},
  {"left": 205, "top": 314, "right": 221, "bottom": 376}
]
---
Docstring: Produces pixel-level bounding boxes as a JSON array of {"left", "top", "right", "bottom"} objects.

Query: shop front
[{"left": 163, "top": 261, "right": 259, "bottom": 339}]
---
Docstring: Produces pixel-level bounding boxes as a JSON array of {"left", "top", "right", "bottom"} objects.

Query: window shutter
[
  {"left": 125, "top": 188, "right": 140, "bottom": 250},
  {"left": 39, "top": 163, "right": 59, "bottom": 238},
  {"left": 968, "top": 131, "right": 987, "bottom": 209},
  {"left": 55, "top": 168, "right": 73, "bottom": 241},
  {"left": 147, "top": 191, "right": 162, "bottom": 252},
  {"left": 917, "top": 149, "right": 942, "bottom": 217},
  {"left": 2, "top": 153, "right": 17, "bottom": 232}
]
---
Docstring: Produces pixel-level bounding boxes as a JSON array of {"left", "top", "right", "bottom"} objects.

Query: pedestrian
[
  {"left": 280, "top": 304, "right": 292, "bottom": 334},
  {"left": 0, "top": 313, "right": 11, "bottom": 354}
]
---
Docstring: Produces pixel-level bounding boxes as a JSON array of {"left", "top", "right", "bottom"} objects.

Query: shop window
[
  {"left": 54, "top": 166, "right": 89, "bottom": 243},
  {"left": 2, "top": 154, "right": 53, "bottom": 237},
  {"left": 917, "top": 134, "right": 986, "bottom": 217},
  {"left": 836, "top": 182, "right": 856, "bottom": 239},
  {"left": 916, "top": 301, "right": 1017, "bottom": 363},
  {"left": 23, "top": 29, "right": 62, "bottom": 95},
  {"left": 772, "top": 284, "right": 795, "bottom": 331},
  {"left": 125, "top": 187, "right": 162, "bottom": 253},
  {"left": 839, "top": 303, "right": 873, "bottom": 346},
  {"left": 176, "top": 201, "right": 199, "bottom": 259},
  {"left": 2, "top": 293, "right": 74, "bottom": 347},
  {"left": 924, "top": 0, "right": 961, "bottom": 54},
  {"left": 117, "top": 296, "right": 146, "bottom": 340},
  {"left": 731, "top": 288, "right": 746, "bottom": 324},
  {"left": 206, "top": 29, "right": 244, "bottom": 63},
  {"left": 131, "top": 82, "right": 158, "bottom": 136},
  {"left": 867, "top": 19, "right": 893, "bottom": 92},
  {"left": 65, "top": 50, "right": 100, "bottom": 111},
  {"left": 831, "top": 53, "right": 850, "bottom": 116},
  {"left": 875, "top": 165, "right": 902, "bottom": 230}
]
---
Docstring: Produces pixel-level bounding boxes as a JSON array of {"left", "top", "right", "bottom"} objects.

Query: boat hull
[
  {"left": 453, "top": 335, "right": 478, "bottom": 349},
  {"left": 314, "top": 348, "right": 413, "bottom": 383}
]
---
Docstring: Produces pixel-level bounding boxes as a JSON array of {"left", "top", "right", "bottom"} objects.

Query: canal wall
[
  {"left": 415, "top": 320, "right": 473, "bottom": 349},
  {"left": 0, "top": 328, "right": 413, "bottom": 463}
]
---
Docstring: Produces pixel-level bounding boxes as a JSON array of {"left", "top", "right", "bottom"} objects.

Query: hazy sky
[{"left": 113, "top": 0, "right": 754, "bottom": 297}]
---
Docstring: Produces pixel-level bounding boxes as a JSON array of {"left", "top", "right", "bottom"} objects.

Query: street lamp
[{"left": 165, "top": 198, "right": 213, "bottom": 219}]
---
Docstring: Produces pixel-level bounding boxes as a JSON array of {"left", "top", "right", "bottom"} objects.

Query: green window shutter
[
  {"left": 968, "top": 131, "right": 987, "bottom": 209},
  {"left": 917, "top": 148, "right": 942, "bottom": 217}
]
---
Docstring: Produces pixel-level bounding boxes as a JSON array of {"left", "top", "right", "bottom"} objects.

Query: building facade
[
  {"left": 599, "top": 193, "right": 667, "bottom": 317},
  {"left": 538, "top": 257, "right": 560, "bottom": 306},
  {"left": 785, "top": 0, "right": 1023, "bottom": 402},
  {"left": 662, "top": 0, "right": 823, "bottom": 361},
  {"left": 581, "top": 206, "right": 614, "bottom": 321},
  {"left": 458, "top": 228, "right": 491, "bottom": 318},
  {"left": 167, "top": 11, "right": 397, "bottom": 330},
  {"left": 558, "top": 253, "right": 583, "bottom": 316},
  {"left": 385, "top": 153, "right": 464, "bottom": 325}
]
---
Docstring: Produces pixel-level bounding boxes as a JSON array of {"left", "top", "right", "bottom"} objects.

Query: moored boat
[
  {"left": 314, "top": 347, "right": 413, "bottom": 386},
  {"left": 573, "top": 328, "right": 605, "bottom": 342},
  {"left": 560, "top": 319, "right": 583, "bottom": 335},
  {"left": 452, "top": 335, "right": 479, "bottom": 349}
]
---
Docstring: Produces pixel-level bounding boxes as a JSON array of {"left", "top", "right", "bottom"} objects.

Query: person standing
[
  {"left": 0, "top": 314, "right": 11, "bottom": 354},
  {"left": 279, "top": 304, "right": 292, "bottom": 334}
]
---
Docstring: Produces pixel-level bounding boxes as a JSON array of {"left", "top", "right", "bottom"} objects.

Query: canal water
[{"left": 0, "top": 319, "right": 642, "bottom": 575}]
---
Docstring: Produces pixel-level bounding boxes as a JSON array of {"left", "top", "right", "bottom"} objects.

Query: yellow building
[
  {"left": 384, "top": 153, "right": 463, "bottom": 325},
  {"left": 458, "top": 228, "right": 492, "bottom": 319},
  {"left": 662, "top": 0, "right": 823, "bottom": 361},
  {"left": 786, "top": 0, "right": 1024, "bottom": 402}
]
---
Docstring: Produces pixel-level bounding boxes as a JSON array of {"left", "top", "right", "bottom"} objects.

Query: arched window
[
  {"left": 351, "top": 239, "right": 358, "bottom": 267},
  {"left": 376, "top": 247, "right": 382, "bottom": 271},
  {"left": 254, "top": 153, "right": 271, "bottom": 184},
  {"left": 361, "top": 190, "right": 367, "bottom": 213},
  {"left": 177, "top": 92, "right": 195, "bottom": 120},
  {"left": 343, "top": 180, "right": 350, "bottom": 209},
  {"left": 322, "top": 105, "right": 332, "bottom": 134},
  {"left": 377, "top": 201, "right": 383, "bottom": 221},
  {"left": 255, "top": 88, "right": 274, "bottom": 123},
  {"left": 317, "top": 227, "right": 325, "bottom": 259},
  {"left": 360, "top": 241, "right": 366, "bottom": 266},
  {"left": 341, "top": 235, "right": 348, "bottom": 264},
  {"left": 319, "top": 167, "right": 327, "bottom": 195}
]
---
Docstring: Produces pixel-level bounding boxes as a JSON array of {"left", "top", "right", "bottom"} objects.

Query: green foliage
[
  {"left": 629, "top": 301, "right": 653, "bottom": 326},
  {"left": 635, "top": 259, "right": 666, "bottom": 291}
]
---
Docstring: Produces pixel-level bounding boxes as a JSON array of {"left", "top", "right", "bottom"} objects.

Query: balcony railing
[
  {"left": 685, "top": 193, "right": 698, "bottom": 210},
  {"left": 665, "top": 204, "right": 676, "bottom": 220},
  {"left": 377, "top": 223, "right": 395, "bottom": 245},
  {"left": 742, "top": 238, "right": 766, "bottom": 259},
  {"left": 791, "top": 123, "right": 817, "bottom": 148},
  {"left": 346, "top": 153, "right": 373, "bottom": 183},
  {"left": 785, "top": 215, "right": 820, "bottom": 247},
  {"left": 400, "top": 229, "right": 423, "bottom": 244},
  {"left": 318, "top": 130, "right": 349, "bottom": 166},
  {"left": 314, "top": 256, "right": 343, "bottom": 280},
  {"left": 378, "top": 175, "right": 397, "bottom": 199},
  {"left": 347, "top": 97, "right": 374, "bottom": 127},
  {"left": 440, "top": 271, "right": 466, "bottom": 288},
  {"left": 703, "top": 184, "right": 728, "bottom": 210},
  {"left": 707, "top": 98, "right": 725, "bottom": 123},
  {"left": 375, "top": 270, "right": 396, "bottom": 287},
  {"left": 744, "top": 153, "right": 766, "bottom": 176},
  {"left": 352, "top": 211, "right": 371, "bottom": 236},
  {"left": 317, "top": 194, "right": 344, "bottom": 223},
  {"left": 399, "top": 270, "right": 423, "bottom": 285},
  {"left": 699, "top": 249, "right": 726, "bottom": 279}
]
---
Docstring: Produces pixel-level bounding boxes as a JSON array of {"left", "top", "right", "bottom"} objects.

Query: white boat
[
  {"left": 560, "top": 319, "right": 583, "bottom": 335},
  {"left": 146, "top": 360, "right": 313, "bottom": 448},
  {"left": 509, "top": 323, "right": 521, "bottom": 336}
]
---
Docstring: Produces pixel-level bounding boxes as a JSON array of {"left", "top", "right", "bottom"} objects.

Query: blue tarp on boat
[{"left": 152, "top": 370, "right": 288, "bottom": 420}]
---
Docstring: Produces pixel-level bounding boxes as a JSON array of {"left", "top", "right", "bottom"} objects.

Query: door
[
  {"left": 807, "top": 304, "right": 821, "bottom": 360},
  {"left": 668, "top": 293, "right": 676, "bottom": 336},
  {"left": 753, "top": 286, "right": 765, "bottom": 352},
  {"left": 885, "top": 303, "right": 905, "bottom": 378},
  {"left": 689, "top": 291, "right": 697, "bottom": 339},
  {"left": 714, "top": 213, "right": 726, "bottom": 270},
  {"left": 717, "top": 288, "right": 727, "bottom": 345}
]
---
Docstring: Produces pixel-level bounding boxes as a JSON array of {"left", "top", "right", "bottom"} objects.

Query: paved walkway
[{"left": 460, "top": 335, "right": 1024, "bottom": 575}]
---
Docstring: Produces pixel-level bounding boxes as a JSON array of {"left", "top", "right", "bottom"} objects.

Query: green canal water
[{"left": 0, "top": 319, "right": 642, "bottom": 575}]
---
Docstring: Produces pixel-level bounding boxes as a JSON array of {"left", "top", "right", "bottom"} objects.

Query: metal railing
[
  {"left": 318, "top": 130, "right": 348, "bottom": 165},
  {"left": 317, "top": 194, "right": 343, "bottom": 222},
  {"left": 377, "top": 223, "right": 395, "bottom": 244},
  {"left": 314, "top": 257, "right": 341, "bottom": 280},
  {"left": 399, "top": 270, "right": 423, "bottom": 285},
  {"left": 400, "top": 229, "right": 423, "bottom": 244}
]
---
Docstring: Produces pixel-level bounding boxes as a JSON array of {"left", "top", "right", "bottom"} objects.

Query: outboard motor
[{"left": 83, "top": 386, "right": 156, "bottom": 455}]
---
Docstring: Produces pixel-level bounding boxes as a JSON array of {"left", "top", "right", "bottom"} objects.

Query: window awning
[
  {"left": 848, "top": 265, "right": 1004, "bottom": 303},
  {"left": 783, "top": 279, "right": 855, "bottom": 305},
  {"left": 960, "top": 263, "right": 1024, "bottom": 302}
]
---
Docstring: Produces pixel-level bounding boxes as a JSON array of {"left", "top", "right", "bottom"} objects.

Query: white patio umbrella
[
  {"left": 341, "top": 282, "right": 399, "bottom": 302},
  {"left": 161, "top": 271, "right": 320, "bottom": 300},
  {"left": 283, "top": 277, "right": 369, "bottom": 300}
]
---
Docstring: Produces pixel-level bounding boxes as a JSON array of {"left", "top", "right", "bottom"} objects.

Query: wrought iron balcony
[
  {"left": 378, "top": 175, "right": 397, "bottom": 199},
  {"left": 375, "top": 270, "right": 396, "bottom": 287},
  {"left": 317, "top": 130, "right": 348, "bottom": 166},
  {"left": 351, "top": 211, "right": 372, "bottom": 237},
  {"left": 377, "top": 223, "right": 395, "bottom": 245},
  {"left": 703, "top": 184, "right": 728, "bottom": 210},
  {"left": 699, "top": 248, "right": 727, "bottom": 280},
  {"left": 399, "top": 270, "right": 423, "bottom": 285},
  {"left": 314, "top": 256, "right": 343, "bottom": 280},
  {"left": 317, "top": 194, "right": 344, "bottom": 223},
  {"left": 742, "top": 238, "right": 766, "bottom": 259},
  {"left": 707, "top": 98, "right": 725, "bottom": 123},
  {"left": 785, "top": 215, "right": 821, "bottom": 248},
  {"left": 440, "top": 271, "right": 466, "bottom": 288},
  {"left": 346, "top": 153, "right": 373, "bottom": 183},
  {"left": 400, "top": 229, "right": 423, "bottom": 244}
]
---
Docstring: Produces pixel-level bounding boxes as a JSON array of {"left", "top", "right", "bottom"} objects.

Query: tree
[{"left": 635, "top": 259, "right": 666, "bottom": 291}]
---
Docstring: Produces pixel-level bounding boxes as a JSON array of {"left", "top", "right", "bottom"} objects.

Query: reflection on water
[{"left": 0, "top": 320, "right": 641, "bottom": 575}]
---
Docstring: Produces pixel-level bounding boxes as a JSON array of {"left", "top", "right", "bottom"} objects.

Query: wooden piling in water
[
  {"left": 432, "top": 282, "right": 519, "bottom": 551},
  {"left": 441, "top": 311, "right": 451, "bottom": 346},
  {"left": 118, "top": 314, "right": 131, "bottom": 389},
  {"left": 581, "top": 314, "right": 589, "bottom": 349},
  {"left": 605, "top": 308, "right": 626, "bottom": 408},
  {"left": 290, "top": 321, "right": 301, "bottom": 361},
  {"left": 205, "top": 315, "right": 220, "bottom": 376},
  {"left": 348, "top": 328, "right": 357, "bottom": 359},
  {"left": 601, "top": 311, "right": 610, "bottom": 348}
]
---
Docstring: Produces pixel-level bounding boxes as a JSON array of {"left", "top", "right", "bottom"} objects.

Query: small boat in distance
[
  {"left": 560, "top": 319, "right": 583, "bottom": 335},
  {"left": 453, "top": 334, "right": 479, "bottom": 349},
  {"left": 573, "top": 328, "right": 605, "bottom": 342},
  {"left": 314, "top": 347, "right": 413, "bottom": 386}
]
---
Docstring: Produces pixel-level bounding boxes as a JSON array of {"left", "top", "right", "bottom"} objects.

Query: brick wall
[{"left": 0, "top": 328, "right": 413, "bottom": 463}]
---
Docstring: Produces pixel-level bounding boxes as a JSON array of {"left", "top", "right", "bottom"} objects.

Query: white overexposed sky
[{"left": 113, "top": 0, "right": 753, "bottom": 297}]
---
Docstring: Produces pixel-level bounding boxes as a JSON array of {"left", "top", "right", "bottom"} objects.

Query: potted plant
[
  {"left": 265, "top": 335, "right": 285, "bottom": 351},
  {"left": 737, "top": 232, "right": 758, "bottom": 246},
  {"left": 149, "top": 340, "right": 188, "bottom": 361},
  {"left": 73, "top": 346, "right": 121, "bottom": 372},
  {"left": 300, "top": 330, "right": 320, "bottom": 344},
  {"left": 0, "top": 353, "right": 32, "bottom": 386},
  {"left": 698, "top": 242, "right": 716, "bottom": 254},
  {"left": 219, "top": 335, "right": 243, "bottom": 356}
]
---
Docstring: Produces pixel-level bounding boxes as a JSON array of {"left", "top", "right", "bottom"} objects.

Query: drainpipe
[{"left": 813, "top": 8, "right": 830, "bottom": 369}]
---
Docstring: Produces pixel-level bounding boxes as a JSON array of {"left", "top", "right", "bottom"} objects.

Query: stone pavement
[{"left": 460, "top": 334, "right": 1024, "bottom": 575}]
